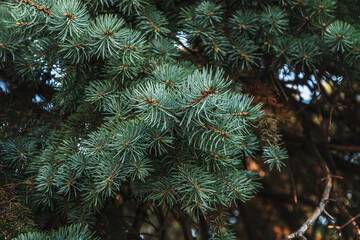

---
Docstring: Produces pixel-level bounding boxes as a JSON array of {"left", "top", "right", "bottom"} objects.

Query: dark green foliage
[
  {"left": 1, "top": 0, "right": 359, "bottom": 238},
  {"left": 49, "top": 0, "right": 90, "bottom": 42},
  {"left": 14, "top": 224, "right": 99, "bottom": 240},
  {"left": 0, "top": 137, "right": 37, "bottom": 171},
  {"left": 88, "top": 14, "right": 126, "bottom": 59},
  {"left": 324, "top": 21, "right": 355, "bottom": 52}
]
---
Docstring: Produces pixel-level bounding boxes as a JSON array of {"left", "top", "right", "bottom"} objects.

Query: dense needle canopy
[{"left": 0, "top": 0, "right": 359, "bottom": 239}]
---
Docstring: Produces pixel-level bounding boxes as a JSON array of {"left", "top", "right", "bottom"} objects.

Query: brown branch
[
  {"left": 177, "top": 209, "right": 193, "bottom": 240},
  {"left": 132, "top": 202, "right": 147, "bottom": 234},
  {"left": 180, "top": 164, "right": 203, "bottom": 192},
  {"left": 190, "top": 89, "right": 219, "bottom": 104},
  {"left": 142, "top": 98, "right": 169, "bottom": 112},
  {"left": 72, "top": 42, "right": 90, "bottom": 48},
  {"left": 46, "top": 165, "right": 57, "bottom": 185},
  {"left": 217, "top": 175, "right": 243, "bottom": 196},
  {"left": 228, "top": 112, "right": 251, "bottom": 116},
  {"left": 204, "top": 124, "right": 229, "bottom": 139},
  {"left": 340, "top": 213, "right": 360, "bottom": 230},
  {"left": 225, "top": 34, "right": 251, "bottom": 61},
  {"left": 19, "top": 0, "right": 53, "bottom": 17},
  {"left": 327, "top": 144, "right": 360, "bottom": 152},
  {"left": 60, "top": 63, "right": 79, "bottom": 82},
  {"left": 67, "top": 172, "right": 75, "bottom": 187},
  {"left": 333, "top": 199, "right": 360, "bottom": 240},
  {"left": 16, "top": 21, "right": 46, "bottom": 26},
  {"left": 199, "top": 213, "right": 210, "bottom": 240},
  {"left": 95, "top": 141, "right": 107, "bottom": 151},
  {"left": 321, "top": 174, "right": 343, "bottom": 181},
  {"left": 286, "top": 145, "right": 333, "bottom": 240},
  {"left": 182, "top": 89, "right": 219, "bottom": 113},
  {"left": 211, "top": 38, "right": 219, "bottom": 53},
  {"left": 142, "top": 97, "right": 177, "bottom": 122},
  {"left": 141, "top": 12, "right": 160, "bottom": 32},
  {"left": 37, "top": 45, "right": 59, "bottom": 57},
  {"left": 7, "top": 181, "right": 35, "bottom": 189},
  {"left": 207, "top": 151, "right": 231, "bottom": 162}
]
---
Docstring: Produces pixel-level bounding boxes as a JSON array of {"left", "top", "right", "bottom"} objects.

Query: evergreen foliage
[
  {"left": 14, "top": 224, "right": 99, "bottom": 240},
  {"left": 0, "top": 186, "right": 37, "bottom": 239},
  {"left": 0, "top": 0, "right": 359, "bottom": 239}
]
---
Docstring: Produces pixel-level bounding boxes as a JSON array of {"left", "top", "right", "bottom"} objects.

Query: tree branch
[
  {"left": 132, "top": 202, "right": 147, "bottom": 234},
  {"left": 334, "top": 200, "right": 360, "bottom": 240},
  {"left": 199, "top": 213, "right": 210, "bottom": 240},
  {"left": 173, "top": 206, "right": 193, "bottom": 240},
  {"left": 327, "top": 144, "right": 360, "bottom": 152},
  {"left": 286, "top": 145, "right": 333, "bottom": 240},
  {"left": 340, "top": 213, "right": 360, "bottom": 231}
]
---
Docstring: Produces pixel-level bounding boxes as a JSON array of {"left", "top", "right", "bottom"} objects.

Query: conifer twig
[
  {"left": 333, "top": 198, "right": 360, "bottom": 240},
  {"left": 19, "top": 0, "right": 53, "bottom": 17},
  {"left": 286, "top": 145, "right": 332, "bottom": 240},
  {"left": 37, "top": 45, "right": 59, "bottom": 57},
  {"left": 339, "top": 213, "right": 360, "bottom": 230}
]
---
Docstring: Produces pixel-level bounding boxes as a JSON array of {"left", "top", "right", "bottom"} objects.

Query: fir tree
[{"left": 0, "top": 0, "right": 359, "bottom": 239}]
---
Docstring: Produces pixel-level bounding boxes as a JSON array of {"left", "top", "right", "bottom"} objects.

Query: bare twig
[
  {"left": 286, "top": 145, "right": 332, "bottom": 240},
  {"left": 327, "top": 144, "right": 360, "bottom": 152},
  {"left": 324, "top": 209, "right": 335, "bottom": 221},
  {"left": 329, "top": 212, "right": 360, "bottom": 240},
  {"left": 340, "top": 213, "right": 360, "bottom": 231},
  {"left": 334, "top": 201, "right": 360, "bottom": 240},
  {"left": 321, "top": 175, "right": 343, "bottom": 181}
]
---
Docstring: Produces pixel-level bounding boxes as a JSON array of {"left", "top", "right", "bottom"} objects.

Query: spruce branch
[
  {"left": 18, "top": 0, "right": 53, "bottom": 17},
  {"left": 2, "top": 0, "right": 359, "bottom": 238}
]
